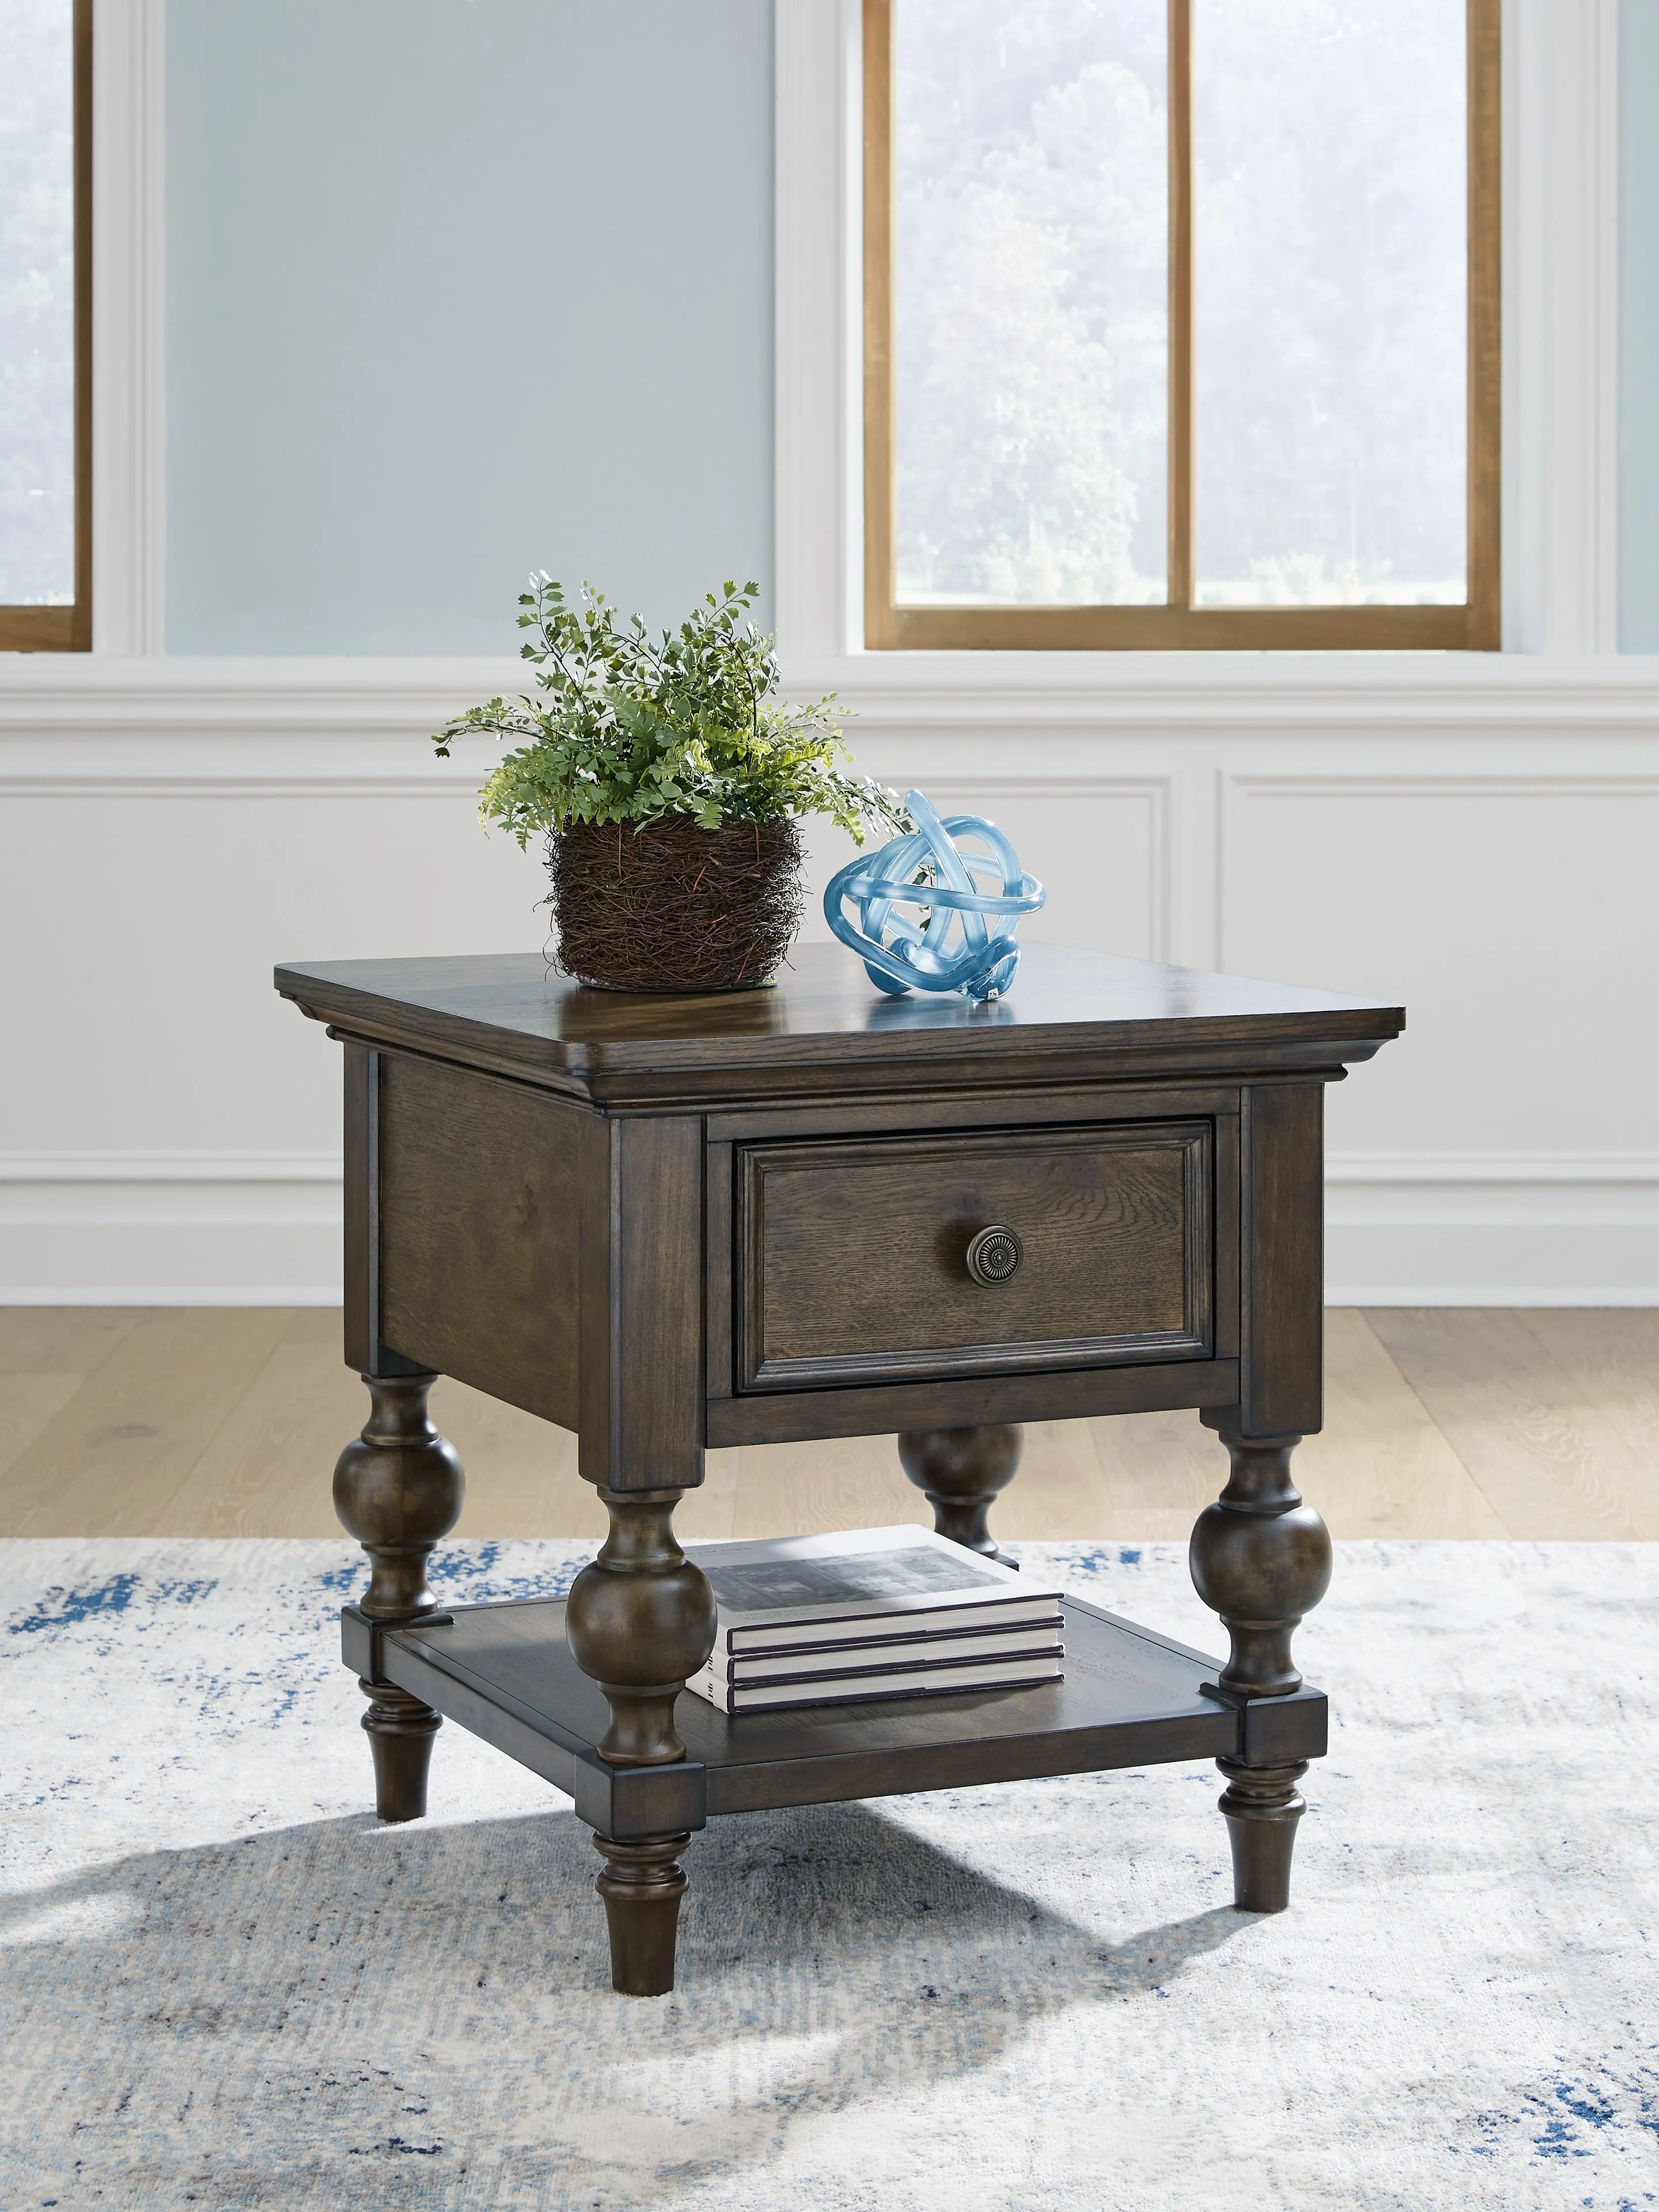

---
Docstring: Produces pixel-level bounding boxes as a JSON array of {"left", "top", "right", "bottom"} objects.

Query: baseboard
[
  {"left": 1326, "top": 1287, "right": 1659, "bottom": 1308},
  {"left": 2, "top": 1152, "right": 1656, "bottom": 1308},
  {"left": 1324, "top": 1154, "right": 1659, "bottom": 1305},
  {"left": 0, "top": 1153, "right": 342, "bottom": 1305},
  {"left": 0, "top": 1286, "right": 345, "bottom": 1307}
]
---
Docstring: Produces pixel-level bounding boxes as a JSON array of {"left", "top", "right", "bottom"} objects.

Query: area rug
[{"left": 2, "top": 1538, "right": 1655, "bottom": 2212}]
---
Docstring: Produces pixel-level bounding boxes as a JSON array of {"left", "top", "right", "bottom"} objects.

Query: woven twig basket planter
[{"left": 548, "top": 816, "right": 805, "bottom": 993}]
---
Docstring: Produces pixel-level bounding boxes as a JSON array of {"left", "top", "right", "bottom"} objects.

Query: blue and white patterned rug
[{"left": 2, "top": 1537, "right": 1655, "bottom": 2211}]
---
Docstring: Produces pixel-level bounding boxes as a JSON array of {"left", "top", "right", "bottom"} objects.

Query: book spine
[
  {"left": 729, "top": 1619, "right": 1065, "bottom": 1681},
  {"left": 690, "top": 1660, "right": 735, "bottom": 1714},
  {"left": 726, "top": 1594, "right": 1065, "bottom": 1653},
  {"left": 730, "top": 1665, "right": 1064, "bottom": 1714},
  {"left": 733, "top": 1643, "right": 1064, "bottom": 1692}
]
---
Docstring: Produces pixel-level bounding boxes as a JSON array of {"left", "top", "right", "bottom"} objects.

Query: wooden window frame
[
  {"left": 863, "top": 0, "right": 1500, "bottom": 652},
  {"left": 1, "top": 0, "right": 93, "bottom": 653}
]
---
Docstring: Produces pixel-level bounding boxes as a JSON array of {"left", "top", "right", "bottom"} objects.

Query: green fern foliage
[{"left": 433, "top": 577, "right": 908, "bottom": 846}]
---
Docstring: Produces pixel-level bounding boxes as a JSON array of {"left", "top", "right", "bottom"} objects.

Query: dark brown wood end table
[{"left": 274, "top": 944, "right": 1402, "bottom": 1995}]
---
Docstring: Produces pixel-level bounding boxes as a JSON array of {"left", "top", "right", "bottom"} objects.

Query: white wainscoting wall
[
  {"left": 1, "top": 657, "right": 1656, "bottom": 1305},
  {"left": 0, "top": 0, "right": 1652, "bottom": 1308}
]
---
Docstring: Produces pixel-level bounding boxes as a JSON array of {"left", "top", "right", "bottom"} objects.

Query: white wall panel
[
  {"left": 1218, "top": 741, "right": 1657, "bottom": 1293},
  {"left": 0, "top": 730, "right": 547, "bottom": 1297},
  {"left": 0, "top": 787, "right": 544, "bottom": 1160},
  {"left": 1, "top": 683, "right": 1657, "bottom": 1304},
  {"left": 1219, "top": 774, "right": 1659, "bottom": 1157}
]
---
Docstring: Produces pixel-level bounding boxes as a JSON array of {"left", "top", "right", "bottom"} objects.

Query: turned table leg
[
  {"left": 332, "top": 1371, "right": 464, "bottom": 1822},
  {"left": 1189, "top": 1429, "right": 1332, "bottom": 1912},
  {"left": 897, "top": 1424, "right": 1024, "bottom": 1559},
  {"left": 565, "top": 1487, "right": 717, "bottom": 1995}
]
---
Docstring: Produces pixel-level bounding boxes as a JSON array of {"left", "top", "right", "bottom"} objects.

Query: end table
[{"left": 275, "top": 944, "right": 1402, "bottom": 1994}]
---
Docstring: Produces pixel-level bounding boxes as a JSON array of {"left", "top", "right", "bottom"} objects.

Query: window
[
  {"left": 0, "top": 0, "right": 90, "bottom": 651},
  {"left": 863, "top": 0, "right": 1499, "bottom": 650}
]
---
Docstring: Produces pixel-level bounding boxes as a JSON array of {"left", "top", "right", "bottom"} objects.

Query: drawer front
[{"left": 735, "top": 1121, "right": 1213, "bottom": 1392}]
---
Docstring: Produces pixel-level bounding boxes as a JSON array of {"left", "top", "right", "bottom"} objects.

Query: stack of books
[{"left": 684, "top": 1525, "right": 1065, "bottom": 1714}]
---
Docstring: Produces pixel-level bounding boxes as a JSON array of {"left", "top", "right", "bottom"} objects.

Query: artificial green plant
[{"left": 433, "top": 576, "right": 907, "bottom": 845}]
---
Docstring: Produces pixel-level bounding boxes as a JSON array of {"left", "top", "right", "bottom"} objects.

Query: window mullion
[
  {"left": 862, "top": 0, "right": 897, "bottom": 652},
  {"left": 1467, "top": 0, "right": 1501, "bottom": 649},
  {"left": 1168, "top": 0, "right": 1194, "bottom": 612},
  {"left": 72, "top": 0, "right": 93, "bottom": 650}
]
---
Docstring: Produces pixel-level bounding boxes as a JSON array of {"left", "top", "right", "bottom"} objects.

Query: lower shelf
[{"left": 343, "top": 1594, "right": 1327, "bottom": 1842}]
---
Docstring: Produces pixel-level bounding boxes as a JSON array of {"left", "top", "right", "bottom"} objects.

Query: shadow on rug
[{"left": 3, "top": 1798, "right": 1255, "bottom": 2206}]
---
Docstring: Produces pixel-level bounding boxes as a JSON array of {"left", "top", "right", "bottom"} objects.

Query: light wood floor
[{"left": 1, "top": 1306, "right": 1655, "bottom": 1544}]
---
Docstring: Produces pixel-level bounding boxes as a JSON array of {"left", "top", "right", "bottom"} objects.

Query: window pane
[
  {"left": 1194, "top": 0, "right": 1466, "bottom": 608},
  {"left": 0, "top": 0, "right": 75, "bottom": 606},
  {"left": 893, "top": 0, "right": 1168, "bottom": 607}
]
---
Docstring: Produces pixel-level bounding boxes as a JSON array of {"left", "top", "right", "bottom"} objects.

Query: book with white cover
[
  {"left": 693, "top": 1649, "right": 1064, "bottom": 1715},
  {"left": 717, "top": 1621, "right": 1064, "bottom": 1685},
  {"left": 683, "top": 1525, "right": 1065, "bottom": 1654}
]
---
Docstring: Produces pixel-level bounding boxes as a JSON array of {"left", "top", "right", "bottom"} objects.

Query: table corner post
[
  {"left": 338, "top": 1040, "right": 464, "bottom": 1820},
  {"left": 570, "top": 1111, "right": 714, "bottom": 1992},
  {"left": 1191, "top": 1077, "right": 1332, "bottom": 1911},
  {"left": 566, "top": 1485, "right": 717, "bottom": 1994},
  {"left": 333, "top": 1370, "right": 465, "bottom": 1821}
]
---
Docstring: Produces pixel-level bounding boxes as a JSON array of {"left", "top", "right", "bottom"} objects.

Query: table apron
[{"left": 706, "top": 1357, "right": 1241, "bottom": 1446}]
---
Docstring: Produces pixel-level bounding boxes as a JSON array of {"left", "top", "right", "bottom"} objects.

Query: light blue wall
[
  {"left": 166, "top": 1, "right": 774, "bottom": 654},
  {"left": 1620, "top": 0, "right": 1659, "bottom": 649}
]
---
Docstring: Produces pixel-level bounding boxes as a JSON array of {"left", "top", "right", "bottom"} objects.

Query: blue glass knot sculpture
[{"left": 824, "top": 788, "right": 1045, "bottom": 1000}]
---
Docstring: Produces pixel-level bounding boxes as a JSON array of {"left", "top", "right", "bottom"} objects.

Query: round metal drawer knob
[{"left": 965, "top": 1224, "right": 1024, "bottom": 1286}]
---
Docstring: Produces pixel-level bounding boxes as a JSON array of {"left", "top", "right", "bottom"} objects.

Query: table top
[{"left": 275, "top": 943, "right": 1404, "bottom": 1105}]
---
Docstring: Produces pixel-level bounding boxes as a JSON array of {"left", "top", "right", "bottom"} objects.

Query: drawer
[{"left": 733, "top": 1121, "right": 1213, "bottom": 1392}]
